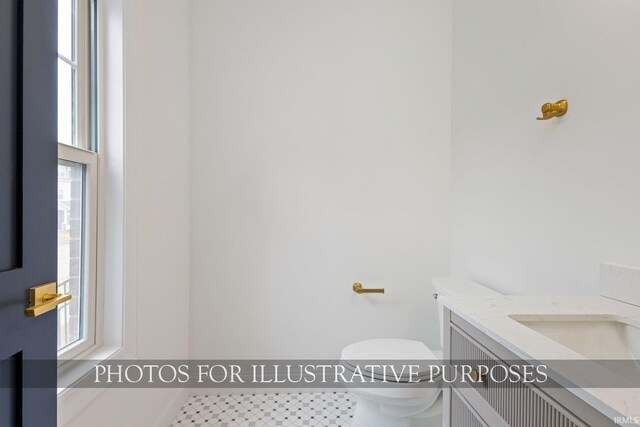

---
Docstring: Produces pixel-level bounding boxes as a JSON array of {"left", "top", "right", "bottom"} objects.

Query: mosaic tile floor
[{"left": 171, "top": 391, "right": 355, "bottom": 426}]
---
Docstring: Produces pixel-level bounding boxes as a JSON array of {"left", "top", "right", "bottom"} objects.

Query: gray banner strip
[{"left": 5, "top": 359, "right": 640, "bottom": 389}]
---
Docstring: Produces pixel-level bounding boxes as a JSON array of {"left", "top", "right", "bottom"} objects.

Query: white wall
[
  {"left": 451, "top": 0, "right": 640, "bottom": 294},
  {"left": 64, "top": 0, "right": 190, "bottom": 425},
  {"left": 189, "top": 0, "right": 452, "bottom": 358}
]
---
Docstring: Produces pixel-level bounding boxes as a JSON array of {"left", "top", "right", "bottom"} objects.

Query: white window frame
[
  {"left": 57, "top": 0, "right": 101, "bottom": 362},
  {"left": 57, "top": 0, "right": 133, "bottom": 421}
]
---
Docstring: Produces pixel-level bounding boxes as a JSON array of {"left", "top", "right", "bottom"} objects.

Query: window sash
[
  {"left": 58, "top": 0, "right": 91, "bottom": 151},
  {"left": 57, "top": 144, "right": 98, "bottom": 361}
]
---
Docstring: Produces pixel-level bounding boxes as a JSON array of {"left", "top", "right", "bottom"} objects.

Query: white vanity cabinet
[{"left": 442, "top": 308, "right": 616, "bottom": 427}]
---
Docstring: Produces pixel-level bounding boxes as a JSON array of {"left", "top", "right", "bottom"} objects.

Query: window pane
[
  {"left": 57, "top": 59, "right": 75, "bottom": 145},
  {"left": 57, "top": 161, "right": 85, "bottom": 351},
  {"left": 58, "top": 0, "right": 74, "bottom": 60}
]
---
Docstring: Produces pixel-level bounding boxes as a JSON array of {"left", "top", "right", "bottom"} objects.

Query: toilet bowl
[
  {"left": 340, "top": 338, "right": 442, "bottom": 427},
  {"left": 340, "top": 277, "right": 500, "bottom": 427}
]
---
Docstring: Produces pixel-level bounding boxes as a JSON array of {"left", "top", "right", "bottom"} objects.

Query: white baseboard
[
  {"left": 189, "top": 387, "right": 345, "bottom": 396},
  {"left": 153, "top": 389, "right": 189, "bottom": 427}
]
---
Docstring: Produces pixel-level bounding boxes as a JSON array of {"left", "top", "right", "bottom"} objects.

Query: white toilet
[{"left": 340, "top": 277, "right": 500, "bottom": 427}]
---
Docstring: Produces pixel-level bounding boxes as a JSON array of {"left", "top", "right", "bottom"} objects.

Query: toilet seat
[
  {"left": 341, "top": 362, "right": 436, "bottom": 383},
  {"left": 341, "top": 359, "right": 437, "bottom": 383}
]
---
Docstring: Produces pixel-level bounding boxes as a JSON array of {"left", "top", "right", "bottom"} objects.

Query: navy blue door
[{"left": 0, "top": 0, "right": 58, "bottom": 425}]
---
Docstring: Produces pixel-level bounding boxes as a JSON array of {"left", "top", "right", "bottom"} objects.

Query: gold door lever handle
[
  {"left": 537, "top": 99, "right": 568, "bottom": 120},
  {"left": 353, "top": 282, "right": 385, "bottom": 294},
  {"left": 25, "top": 282, "right": 72, "bottom": 317}
]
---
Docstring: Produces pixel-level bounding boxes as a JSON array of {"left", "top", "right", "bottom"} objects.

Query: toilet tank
[{"left": 433, "top": 277, "right": 501, "bottom": 347}]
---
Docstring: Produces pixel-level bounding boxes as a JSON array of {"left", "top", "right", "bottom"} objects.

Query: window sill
[{"left": 57, "top": 346, "right": 132, "bottom": 425}]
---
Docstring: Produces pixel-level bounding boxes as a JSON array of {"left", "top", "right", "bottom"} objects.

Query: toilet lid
[
  {"left": 342, "top": 339, "right": 437, "bottom": 361},
  {"left": 340, "top": 339, "right": 440, "bottom": 382}
]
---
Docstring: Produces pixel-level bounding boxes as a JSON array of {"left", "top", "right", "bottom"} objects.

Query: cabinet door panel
[{"left": 451, "top": 388, "right": 489, "bottom": 427}]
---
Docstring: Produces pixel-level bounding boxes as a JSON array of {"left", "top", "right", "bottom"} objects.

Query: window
[{"left": 57, "top": 0, "right": 99, "bottom": 360}]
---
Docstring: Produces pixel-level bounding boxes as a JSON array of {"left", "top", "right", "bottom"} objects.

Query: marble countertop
[{"left": 439, "top": 294, "right": 640, "bottom": 424}]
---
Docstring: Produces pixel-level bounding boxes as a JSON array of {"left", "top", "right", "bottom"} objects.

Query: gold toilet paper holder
[{"left": 352, "top": 282, "right": 385, "bottom": 294}]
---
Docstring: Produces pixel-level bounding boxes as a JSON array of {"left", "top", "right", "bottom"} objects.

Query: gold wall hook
[
  {"left": 537, "top": 99, "right": 568, "bottom": 120},
  {"left": 352, "top": 282, "right": 385, "bottom": 294}
]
